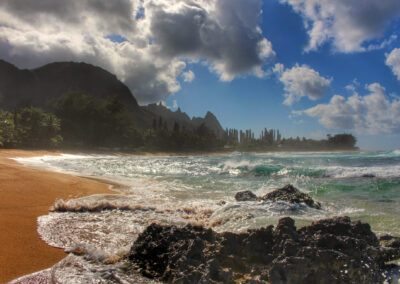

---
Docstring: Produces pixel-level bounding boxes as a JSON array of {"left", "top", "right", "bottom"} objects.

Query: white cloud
[
  {"left": 182, "top": 70, "right": 195, "bottom": 82},
  {"left": 345, "top": 84, "right": 357, "bottom": 93},
  {"left": 277, "top": 64, "right": 332, "bottom": 105},
  {"left": 280, "top": 0, "right": 400, "bottom": 53},
  {"left": 172, "top": 100, "right": 178, "bottom": 109},
  {"left": 301, "top": 83, "right": 400, "bottom": 134},
  {"left": 386, "top": 48, "right": 400, "bottom": 81},
  {"left": 272, "top": 63, "right": 285, "bottom": 75},
  {"left": 367, "top": 34, "right": 398, "bottom": 51},
  {"left": 0, "top": 0, "right": 275, "bottom": 104},
  {"left": 345, "top": 78, "right": 361, "bottom": 93}
]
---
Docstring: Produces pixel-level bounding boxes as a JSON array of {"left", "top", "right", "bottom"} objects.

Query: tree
[
  {"left": 17, "top": 107, "right": 62, "bottom": 148},
  {"left": 152, "top": 118, "right": 157, "bottom": 130},
  {"left": 55, "top": 92, "right": 143, "bottom": 148},
  {"left": 328, "top": 134, "right": 357, "bottom": 149},
  {"left": 0, "top": 107, "right": 63, "bottom": 148},
  {"left": 0, "top": 110, "right": 17, "bottom": 147},
  {"left": 173, "top": 121, "right": 180, "bottom": 133}
]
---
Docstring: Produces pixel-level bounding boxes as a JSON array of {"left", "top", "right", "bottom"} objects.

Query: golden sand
[{"left": 0, "top": 149, "right": 114, "bottom": 283}]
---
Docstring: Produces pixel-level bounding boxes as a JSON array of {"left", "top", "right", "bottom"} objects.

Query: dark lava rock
[
  {"left": 262, "top": 184, "right": 321, "bottom": 209},
  {"left": 125, "top": 216, "right": 400, "bottom": 283},
  {"left": 235, "top": 184, "right": 321, "bottom": 209},
  {"left": 362, "top": 174, "right": 376, "bottom": 178},
  {"left": 235, "top": 190, "right": 258, "bottom": 201}
]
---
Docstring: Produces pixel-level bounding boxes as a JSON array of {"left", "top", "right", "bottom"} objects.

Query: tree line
[
  {"left": 223, "top": 127, "right": 357, "bottom": 151},
  {"left": 0, "top": 92, "right": 223, "bottom": 151},
  {"left": 0, "top": 91, "right": 357, "bottom": 151}
]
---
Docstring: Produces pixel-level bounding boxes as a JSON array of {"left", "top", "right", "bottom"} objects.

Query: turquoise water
[
  {"left": 17, "top": 150, "right": 400, "bottom": 234},
  {"left": 12, "top": 150, "right": 400, "bottom": 282}
]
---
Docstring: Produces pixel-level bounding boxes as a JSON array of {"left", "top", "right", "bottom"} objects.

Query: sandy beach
[{"left": 0, "top": 149, "right": 114, "bottom": 283}]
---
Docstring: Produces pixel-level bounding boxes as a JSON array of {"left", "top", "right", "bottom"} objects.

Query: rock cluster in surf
[
  {"left": 235, "top": 184, "right": 322, "bottom": 209},
  {"left": 125, "top": 216, "right": 400, "bottom": 283}
]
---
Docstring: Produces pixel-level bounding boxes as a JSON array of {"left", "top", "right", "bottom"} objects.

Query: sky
[{"left": 1, "top": 0, "right": 400, "bottom": 150}]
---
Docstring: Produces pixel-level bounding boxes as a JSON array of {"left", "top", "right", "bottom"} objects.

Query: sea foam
[{"left": 10, "top": 151, "right": 400, "bottom": 283}]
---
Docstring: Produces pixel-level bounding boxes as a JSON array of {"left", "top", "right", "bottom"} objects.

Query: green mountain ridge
[{"left": 0, "top": 59, "right": 224, "bottom": 136}]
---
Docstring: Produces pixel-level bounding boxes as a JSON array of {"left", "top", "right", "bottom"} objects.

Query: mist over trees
[{"left": 0, "top": 92, "right": 357, "bottom": 152}]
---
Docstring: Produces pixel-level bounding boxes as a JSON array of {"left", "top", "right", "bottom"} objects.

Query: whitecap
[{"left": 326, "top": 165, "right": 400, "bottom": 178}]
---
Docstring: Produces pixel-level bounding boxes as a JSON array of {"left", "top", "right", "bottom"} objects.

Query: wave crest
[
  {"left": 326, "top": 165, "right": 400, "bottom": 178},
  {"left": 51, "top": 199, "right": 155, "bottom": 213},
  {"left": 220, "top": 159, "right": 327, "bottom": 178}
]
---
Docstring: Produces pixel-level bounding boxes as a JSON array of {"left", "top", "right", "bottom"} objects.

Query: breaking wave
[
  {"left": 326, "top": 165, "right": 400, "bottom": 179},
  {"left": 10, "top": 150, "right": 400, "bottom": 283},
  {"left": 219, "top": 160, "right": 327, "bottom": 178}
]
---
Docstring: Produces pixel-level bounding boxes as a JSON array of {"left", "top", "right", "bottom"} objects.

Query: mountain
[
  {"left": 143, "top": 104, "right": 225, "bottom": 138},
  {"left": 193, "top": 111, "right": 225, "bottom": 138},
  {"left": 0, "top": 60, "right": 139, "bottom": 111},
  {"left": 0, "top": 59, "right": 225, "bottom": 137}
]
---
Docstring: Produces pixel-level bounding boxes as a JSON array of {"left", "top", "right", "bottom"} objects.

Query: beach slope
[{"left": 0, "top": 150, "right": 113, "bottom": 283}]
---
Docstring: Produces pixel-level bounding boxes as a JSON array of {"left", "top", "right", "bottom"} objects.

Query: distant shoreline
[{"left": 8, "top": 147, "right": 366, "bottom": 157}]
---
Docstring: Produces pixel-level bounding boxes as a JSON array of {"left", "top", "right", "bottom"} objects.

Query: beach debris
[
  {"left": 235, "top": 184, "right": 321, "bottom": 209},
  {"left": 125, "top": 216, "right": 400, "bottom": 283}
]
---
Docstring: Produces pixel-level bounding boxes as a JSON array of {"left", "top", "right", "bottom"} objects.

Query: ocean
[{"left": 12, "top": 151, "right": 400, "bottom": 283}]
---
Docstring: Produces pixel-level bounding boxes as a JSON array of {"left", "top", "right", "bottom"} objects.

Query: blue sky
[
  {"left": 164, "top": 1, "right": 400, "bottom": 150},
  {"left": 1, "top": 0, "right": 400, "bottom": 149}
]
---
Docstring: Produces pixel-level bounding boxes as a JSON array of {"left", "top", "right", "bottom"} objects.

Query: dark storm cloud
[
  {"left": 0, "top": 0, "right": 135, "bottom": 34},
  {"left": 149, "top": 0, "right": 274, "bottom": 80},
  {"left": 0, "top": 0, "right": 275, "bottom": 103}
]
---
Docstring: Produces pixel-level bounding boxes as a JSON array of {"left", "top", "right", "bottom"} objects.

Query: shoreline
[
  {"left": 0, "top": 148, "right": 386, "bottom": 282},
  {"left": 15, "top": 147, "right": 367, "bottom": 157},
  {"left": 0, "top": 149, "right": 116, "bottom": 283}
]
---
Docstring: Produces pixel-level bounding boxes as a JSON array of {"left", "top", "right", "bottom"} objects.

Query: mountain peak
[
  {"left": 205, "top": 111, "right": 216, "bottom": 119},
  {"left": 0, "top": 60, "right": 139, "bottom": 111}
]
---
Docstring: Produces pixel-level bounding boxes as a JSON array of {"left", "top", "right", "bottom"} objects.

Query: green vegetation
[
  {"left": 224, "top": 128, "right": 357, "bottom": 151},
  {"left": 326, "top": 134, "right": 357, "bottom": 149},
  {"left": 145, "top": 119, "right": 223, "bottom": 151},
  {"left": 52, "top": 92, "right": 222, "bottom": 151},
  {"left": 225, "top": 128, "right": 357, "bottom": 151},
  {"left": 0, "top": 107, "right": 62, "bottom": 148},
  {"left": 55, "top": 92, "right": 143, "bottom": 148},
  {"left": 0, "top": 92, "right": 357, "bottom": 152}
]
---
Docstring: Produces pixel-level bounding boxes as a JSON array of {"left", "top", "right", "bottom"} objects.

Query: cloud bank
[
  {"left": 280, "top": 0, "right": 400, "bottom": 53},
  {"left": 0, "top": 0, "right": 275, "bottom": 104},
  {"left": 301, "top": 83, "right": 400, "bottom": 134},
  {"left": 275, "top": 64, "right": 332, "bottom": 105}
]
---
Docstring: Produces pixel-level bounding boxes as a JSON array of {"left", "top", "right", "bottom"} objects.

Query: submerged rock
[
  {"left": 125, "top": 216, "right": 400, "bottom": 283},
  {"left": 235, "top": 184, "right": 321, "bottom": 209}
]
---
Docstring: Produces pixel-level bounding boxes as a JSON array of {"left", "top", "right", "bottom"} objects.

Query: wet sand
[{"left": 0, "top": 149, "right": 114, "bottom": 283}]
